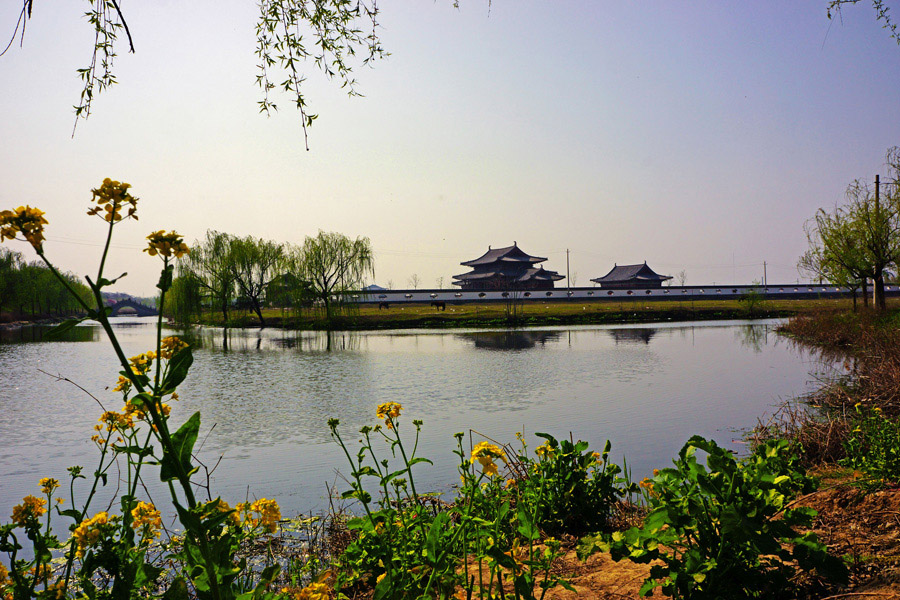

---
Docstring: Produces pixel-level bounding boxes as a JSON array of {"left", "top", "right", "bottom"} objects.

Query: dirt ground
[{"left": 534, "top": 470, "right": 900, "bottom": 600}]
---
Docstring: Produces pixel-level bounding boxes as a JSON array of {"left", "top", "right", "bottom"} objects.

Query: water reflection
[
  {"left": 0, "top": 318, "right": 829, "bottom": 519},
  {"left": 455, "top": 330, "right": 562, "bottom": 351},
  {"left": 607, "top": 328, "right": 657, "bottom": 345},
  {"left": 0, "top": 324, "right": 99, "bottom": 344}
]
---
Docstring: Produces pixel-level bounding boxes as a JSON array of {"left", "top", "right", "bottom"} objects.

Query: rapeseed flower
[
  {"left": 0, "top": 562, "right": 9, "bottom": 587},
  {"left": 144, "top": 230, "right": 189, "bottom": 259},
  {"left": 535, "top": 442, "right": 555, "bottom": 459},
  {"left": 376, "top": 402, "right": 402, "bottom": 429},
  {"left": 40, "top": 477, "right": 60, "bottom": 496},
  {"left": 160, "top": 336, "right": 188, "bottom": 359},
  {"left": 131, "top": 501, "right": 162, "bottom": 539},
  {"left": 11, "top": 495, "right": 47, "bottom": 526},
  {"left": 281, "top": 583, "right": 330, "bottom": 600},
  {"left": 99, "top": 410, "right": 134, "bottom": 432},
  {"left": 249, "top": 498, "right": 281, "bottom": 533},
  {"left": 471, "top": 441, "right": 507, "bottom": 478},
  {"left": 73, "top": 512, "right": 110, "bottom": 558},
  {"left": 88, "top": 178, "right": 138, "bottom": 223},
  {"left": 129, "top": 352, "right": 156, "bottom": 375},
  {"left": 113, "top": 375, "right": 132, "bottom": 393},
  {"left": 0, "top": 205, "right": 48, "bottom": 251}
]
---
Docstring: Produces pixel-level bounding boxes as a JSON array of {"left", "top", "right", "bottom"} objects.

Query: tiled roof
[
  {"left": 590, "top": 263, "right": 672, "bottom": 284},
  {"left": 461, "top": 242, "right": 546, "bottom": 267}
]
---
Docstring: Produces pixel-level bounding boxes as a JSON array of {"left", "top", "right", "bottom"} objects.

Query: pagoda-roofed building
[
  {"left": 591, "top": 262, "right": 672, "bottom": 289},
  {"left": 452, "top": 242, "right": 565, "bottom": 291}
]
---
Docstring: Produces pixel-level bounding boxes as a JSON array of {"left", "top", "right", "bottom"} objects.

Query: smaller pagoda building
[
  {"left": 452, "top": 242, "right": 565, "bottom": 290},
  {"left": 591, "top": 262, "right": 672, "bottom": 289}
]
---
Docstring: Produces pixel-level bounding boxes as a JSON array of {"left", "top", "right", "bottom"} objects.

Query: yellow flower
[
  {"left": 535, "top": 442, "right": 555, "bottom": 459},
  {"left": 376, "top": 402, "right": 402, "bottom": 429},
  {"left": 11, "top": 495, "right": 47, "bottom": 526},
  {"left": 160, "top": 336, "right": 189, "bottom": 359},
  {"left": 144, "top": 230, "right": 189, "bottom": 258},
  {"left": 113, "top": 375, "right": 132, "bottom": 393},
  {"left": 376, "top": 573, "right": 386, "bottom": 585},
  {"left": 73, "top": 512, "right": 110, "bottom": 558},
  {"left": 281, "top": 583, "right": 331, "bottom": 600},
  {"left": 40, "top": 477, "right": 60, "bottom": 495},
  {"left": 99, "top": 410, "right": 133, "bottom": 432},
  {"left": 129, "top": 352, "right": 156, "bottom": 375},
  {"left": 249, "top": 498, "right": 281, "bottom": 533},
  {"left": 88, "top": 178, "right": 138, "bottom": 223},
  {"left": 131, "top": 501, "right": 162, "bottom": 538},
  {"left": 0, "top": 205, "right": 49, "bottom": 251},
  {"left": 56, "top": 497, "right": 65, "bottom": 505},
  {"left": 471, "top": 441, "right": 507, "bottom": 477},
  {"left": 0, "top": 562, "right": 9, "bottom": 587}
]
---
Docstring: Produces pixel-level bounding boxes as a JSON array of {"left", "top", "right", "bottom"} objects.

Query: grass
[{"left": 193, "top": 297, "right": 859, "bottom": 331}]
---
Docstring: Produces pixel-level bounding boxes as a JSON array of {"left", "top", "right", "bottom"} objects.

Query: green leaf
[
  {"left": 425, "top": 512, "right": 449, "bottom": 564},
  {"left": 160, "top": 411, "right": 200, "bottom": 482},
  {"left": 162, "top": 347, "right": 193, "bottom": 392},
  {"left": 407, "top": 457, "right": 433, "bottom": 467},
  {"left": 163, "top": 577, "right": 189, "bottom": 600},
  {"left": 44, "top": 317, "right": 87, "bottom": 340}
]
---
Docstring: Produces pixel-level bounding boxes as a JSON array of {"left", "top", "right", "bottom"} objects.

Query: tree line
[
  {"left": 0, "top": 247, "right": 91, "bottom": 319},
  {"left": 800, "top": 147, "right": 900, "bottom": 310},
  {"left": 167, "top": 230, "right": 373, "bottom": 326}
]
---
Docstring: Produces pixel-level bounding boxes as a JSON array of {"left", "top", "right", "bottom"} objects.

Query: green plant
[
  {"left": 841, "top": 403, "right": 900, "bottom": 488},
  {"left": 328, "top": 408, "right": 580, "bottom": 600},
  {"left": 0, "top": 181, "right": 294, "bottom": 600},
  {"left": 581, "top": 436, "right": 847, "bottom": 599},
  {"left": 517, "top": 434, "right": 633, "bottom": 536}
]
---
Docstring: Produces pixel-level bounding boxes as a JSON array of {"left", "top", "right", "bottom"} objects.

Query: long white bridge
[{"left": 348, "top": 284, "right": 899, "bottom": 304}]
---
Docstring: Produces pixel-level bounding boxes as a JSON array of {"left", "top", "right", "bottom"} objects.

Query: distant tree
[
  {"left": 182, "top": 230, "right": 236, "bottom": 325},
  {"left": 800, "top": 202, "right": 871, "bottom": 309},
  {"left": 387, "top": 279, "right": 394, "bottom": 290},
  {"left": 298, "top": 231, "right": 374, "bottom": 319},
  {"left": 436, "top": 276, "right": 444, "bottom": 289},
  {"left": 408, "top": 274, "right": 420, "bottom": 289},
  {"left": 227, "top": 235, "right": 285, "bottom": 327},
  {"left": 166, "top": 272, "right": 203, "bottom": 324},
  {"left": 675, "top": 270, "right": 687, "bottom": 286},
  {"left": 801, "top": 148, "right": 900, "bottom": 310}
]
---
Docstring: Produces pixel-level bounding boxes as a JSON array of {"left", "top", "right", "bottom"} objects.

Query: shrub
[
  {"left": 581, "top": 436, "right": 847, "bottom": 599},
  {"left": 841, "top": 402, "right": 900, "bottom": 488}
]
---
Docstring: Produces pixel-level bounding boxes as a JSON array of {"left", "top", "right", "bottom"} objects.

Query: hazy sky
[{"left": 2, "top": 1, "right": 900, "bottom": 295}]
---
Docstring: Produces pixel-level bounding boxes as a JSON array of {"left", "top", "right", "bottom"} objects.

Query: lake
[{"left": 0, "top": 318, "right": 824, "bottom": 519}]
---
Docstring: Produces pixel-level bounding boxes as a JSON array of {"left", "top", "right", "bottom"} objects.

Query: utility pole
[
  {"left": 566, "top": 249, "right": 571, "bottom": 295},
  {"left": 763, "top": 261, "right": 767, "bottom": 286}
]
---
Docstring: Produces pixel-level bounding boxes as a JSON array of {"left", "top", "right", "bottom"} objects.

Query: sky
[{"left": 2, "top": 1, "right": 900, "bottom": 295}]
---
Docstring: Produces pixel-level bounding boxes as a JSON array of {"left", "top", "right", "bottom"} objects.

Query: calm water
[{"left": 0, "top": 318, "right": 823, "bottom": 518}]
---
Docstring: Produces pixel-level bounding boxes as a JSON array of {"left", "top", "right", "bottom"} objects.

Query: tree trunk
[
  {"left": 861, "top": 280, "right": 869, "bottom": 308},
  {"left": 874, "top": 273, "right": 886, "bottom": 311},
  {"left": 251, "top": 298, "right": 266, "bottom": 328}
]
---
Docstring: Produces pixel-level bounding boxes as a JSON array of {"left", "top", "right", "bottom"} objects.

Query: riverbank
[{"left": 192, "top": 297, "right": 861, "bottom": 331}]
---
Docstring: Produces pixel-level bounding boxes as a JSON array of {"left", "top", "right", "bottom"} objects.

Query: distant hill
[{"left": 101, "top": 292, "right": 158, "bottom": 309}]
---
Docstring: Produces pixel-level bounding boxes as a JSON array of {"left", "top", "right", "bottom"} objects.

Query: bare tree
[
  {"left": 408, "top": 274, "right": 420, "bottom": 289},
  {"left": 675, "top": 270, "right": 687, "bottom": 286}
]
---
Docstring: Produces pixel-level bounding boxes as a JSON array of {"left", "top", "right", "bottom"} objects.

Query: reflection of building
[
  {"left": 591, "top": 262, "right": 672, "bottom": 289},
  {"left": 458, "top": 330, "right": 562, "bottom": 350},
  {"left": 608, "top": 328, "right": 657, "bottom": 345},
  {"left": 452, "top": 242, "right": 564, "bottom": 290}
]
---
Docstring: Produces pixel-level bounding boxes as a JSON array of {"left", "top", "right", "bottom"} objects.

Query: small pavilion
[
  {"left": 452, "top": 242, "right": 565, "bottom": 291},
  {"left": 591, "top": 262, "right": 672, "bottom": 289}
]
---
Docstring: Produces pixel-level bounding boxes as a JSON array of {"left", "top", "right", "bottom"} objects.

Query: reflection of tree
[
  {"left": 735, "top": 324, "right": 774, "bottom": 354},
  {"left": 0, "top": 324, "right": 98, "bottom": 344},
  {"left": 182, "top": 327, "right": 361, "bottom": 353},
  {"left": 607, "top": 328, "right": 657, "bottom": 345},
  {"left": 457, "top": 330, "right": 562, "bottom": 351}
]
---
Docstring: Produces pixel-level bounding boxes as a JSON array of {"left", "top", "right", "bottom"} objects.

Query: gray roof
[
  {"left": 461, "top": 242, "right": 546, "bottom": 267},
  {"left": 591, "top": 262, "right": 672, "bottom": 284}
]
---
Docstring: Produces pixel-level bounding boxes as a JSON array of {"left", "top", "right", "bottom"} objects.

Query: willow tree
[
  {"left": 226, "top": 235, "right": 285, "bottom": 327},
  {"left": 799, "top": 147, "right": 900, "bottom": 310},
  {"left": 181, "top": 230, "right": 236, "bottom": 325},
  {"left": 298, "top": 231, "right": 373, "bottom": 319},
  {"left": 4, "top": 0, "right": 385, "bottom": 146}
]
